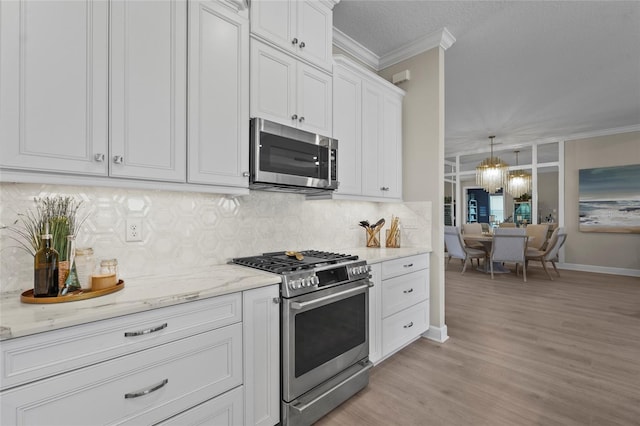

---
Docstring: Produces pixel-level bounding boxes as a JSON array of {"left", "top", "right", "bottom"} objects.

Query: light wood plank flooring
[{"left": 316, "top": 264, "right": 640, "bottom": 426}]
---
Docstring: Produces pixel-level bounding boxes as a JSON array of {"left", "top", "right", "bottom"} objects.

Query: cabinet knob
[
  {"left": 299, "top": 41, "right": 306, "bottom": 49},
  {"left": 113, "top": 155, "right": 124, "bottom": 164},
  {"left": 94, "top": 153, "right": 105, "bottom": 162},
  {"left": 298, "top": 116, "right": 305, "bottom": 123},
  {"left": 242, "top": 172, "right": 250, "bottom": 177},
  {"left": 291, "top": 114, "right": 298, "bottom": 120},
  {"left": 291, "top": 38, "right": 298, "bottom": 45}
]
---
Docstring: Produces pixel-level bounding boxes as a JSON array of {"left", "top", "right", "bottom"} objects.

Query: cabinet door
[
  {"left": 249, "top": 0, "right": 295, "bottom": 54},
  {"left": 188, "top": 0, "right": 249, "bottom": 187},
  {"left": 296, "top": 0, "right": 332, "bottom": 71},
  {"left": 381, "top": 95, "right": 403, "bottom": 199},
  {"left": 297, "top": 63, "right": 332, "bottom": 135},
  {"left": 110, "top": 0, "right": 187, "bottom": 182},
  {"left": 157, "top": 386, "right": 244, "bottom": 426},
  {"left": 333, "top": 67, "right": 362, "bottom": 195},
  {"left": 361, "top": 82, "right": 384, "bottom": 197},
  {"left": 243, "top": 285, "right": 280, "bottom": 426},
  {"left": 368, "top": 263, "right": 382, "bottom": 365},
  {"left": 250, "top": 40, "right": 297, "bottom": 127},
  {"left": 0, "top": 0, "right": 108, "bottom": 175}
]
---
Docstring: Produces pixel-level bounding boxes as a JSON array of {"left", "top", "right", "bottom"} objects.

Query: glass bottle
[
  {"left": 61, "top": 235, "right": 81, "bottom": 293},
  {"left": 34, "top": 224, "right": 59, "bottom": 297},
  {"left": 75, "top": 248, "right": 95, "bottom": 290}
]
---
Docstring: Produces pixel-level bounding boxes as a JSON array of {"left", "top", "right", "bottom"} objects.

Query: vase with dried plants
[{"left": 2, "top": 196, "right": 88, "bottom": 293}]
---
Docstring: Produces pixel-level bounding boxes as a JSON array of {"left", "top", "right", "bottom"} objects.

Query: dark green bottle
[{"left": 34, "top": 224, "right": 59, "bottom": 297}]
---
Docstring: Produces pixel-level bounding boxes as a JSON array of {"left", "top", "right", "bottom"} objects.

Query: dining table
[{"left": 463, "top": 233, "right": 511, "bottom": 274}]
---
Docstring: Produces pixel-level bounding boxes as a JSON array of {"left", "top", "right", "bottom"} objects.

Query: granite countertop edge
[{"left": 0, "top": 247, "right": 431, "bottom": 341}]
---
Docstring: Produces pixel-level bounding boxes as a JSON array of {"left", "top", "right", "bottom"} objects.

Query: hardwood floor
[{"left": 316, "top": 264, "right": 640, "bottom": 426}]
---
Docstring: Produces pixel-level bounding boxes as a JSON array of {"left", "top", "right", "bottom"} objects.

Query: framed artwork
[{"left": 579, "top": 164, "right": 640, "bottom": 233}]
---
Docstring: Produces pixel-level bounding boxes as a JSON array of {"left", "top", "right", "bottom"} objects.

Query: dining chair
[
  {"left": 462, "top": 223, "right": 484, "bottom": 250},
  {"left": 525, "top": 224, "right": 549, "bottom": 250},
  {"left": 490, "top": 228, "right": 528, "bottom": 282},
  {"left": 499, "top": 222, "right": 517, "bottom": 228},
  {"left": 444, "top": 226, "right": 487, "bottom": 274},
  {"left": 526, "top": 227, "right": 567, "bottom": 280}
]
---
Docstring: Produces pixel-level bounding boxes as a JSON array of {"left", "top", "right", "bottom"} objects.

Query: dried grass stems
[{"left": 2, "top": 196, "right": 88, "bottom": 259}]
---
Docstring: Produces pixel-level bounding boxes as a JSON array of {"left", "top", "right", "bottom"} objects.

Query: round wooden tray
[{"left": 21, "top": 280, "right": 125, "bottom": 304}]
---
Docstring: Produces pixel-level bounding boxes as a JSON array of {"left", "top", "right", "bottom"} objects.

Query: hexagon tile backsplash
[{"left": 0, "top": 183, "right": 431, "bottom": 294}]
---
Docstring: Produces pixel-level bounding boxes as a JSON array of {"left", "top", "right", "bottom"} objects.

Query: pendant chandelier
[
  {"left": 506, "top": 150, "right": 532, "bottom": 198},
  {"left": 476, "top": 135, "right": 509, "bottom": 194}
]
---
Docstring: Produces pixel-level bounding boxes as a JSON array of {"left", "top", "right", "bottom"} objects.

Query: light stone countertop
[{"left": 0, "top": 247, "right": 430, "bottom": 341}]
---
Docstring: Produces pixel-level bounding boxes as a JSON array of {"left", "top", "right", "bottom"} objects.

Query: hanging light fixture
[
  {"left": 506, "top": 150, "right": 532, "bottom": 198},
  {"left": 476, "top": 135, "right": 509, "bottom": 194}
]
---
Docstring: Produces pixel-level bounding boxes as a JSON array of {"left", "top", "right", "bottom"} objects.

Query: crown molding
[
  {"left": 332, "top": 27, "right": 380, "bottom": 70},
  {"left": 378, "top": 27, "right": 456, "bottom": 70},
  {"left": 561, "top": 124, "right": 640, "bottom": 142}
]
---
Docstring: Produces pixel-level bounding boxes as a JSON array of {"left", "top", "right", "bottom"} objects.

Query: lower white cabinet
[
  {"left": 0, "top": 286, "right": 281, "bottom": 426},
  {"left": 0, "top": 324, "right": 243, "bottom": 425},
  {"left": 243, "top": 285, "right": 280, "bottom": 426},
  {"left": 158, "top": 386, "right": 244, "bottom": 426},
  {"left": 369, "top": 253, "right": 430, "bottom": 364}
]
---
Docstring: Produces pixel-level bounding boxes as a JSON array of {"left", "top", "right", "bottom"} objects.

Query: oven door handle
[{"left": 290, "top": 283, "right": 369, "bottom": 310}]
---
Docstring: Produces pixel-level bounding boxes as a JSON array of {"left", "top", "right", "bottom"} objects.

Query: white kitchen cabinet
[
  {"left": 362, "top": 80, "right": 403, "bottom": 200},
  {"left": 368, "top": 263, "right": 383, "bottom": 365},
  {"left": 243, "top": 285, "right": 280, "bottom": 426},
  {"left": 157, "top": 386, "right": 244, "bottom": 426},
  {"left": 110, "top": 0, "right": 187, "bottom": 182},
  {"left": 332, "top": 62, "right": 363, "bottom": 195},
  {"left": 369, "top": 254, "right": 430, "bottom": 363},
  {"left": 250, "top": 39, "right": 332, "bottom": 136},
  {"left": 250, "top": 0, "right": 333, "bottom": 71},
  {"left": 188, "top": 0, "right": 250, "bottom": 187},
  {"left": 0, "top": 0, "right": 109, "bottom": 175}
]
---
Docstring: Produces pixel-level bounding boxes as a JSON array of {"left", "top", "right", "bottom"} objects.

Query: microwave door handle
[
  {"left": 326, "top": 143, "right": 333, "bottom": 188},
  {"left": 290, "top": 283, "right": 369, "bottom": 310}
]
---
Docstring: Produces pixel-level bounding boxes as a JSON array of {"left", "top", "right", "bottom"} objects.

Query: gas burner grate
[{"left": 232, "top": 250, "right": 358, "bottom": 274}]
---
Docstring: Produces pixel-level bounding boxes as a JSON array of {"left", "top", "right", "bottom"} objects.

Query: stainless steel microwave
[{"left": 249, "top": 118, "right": 338, "bottom": 193}]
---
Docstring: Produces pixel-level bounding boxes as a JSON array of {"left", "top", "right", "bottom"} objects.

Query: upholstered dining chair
[
  {"left": 525, "top": 224, "right": 549, "bottom": 250},
  {"left": 490, "top": 228, "right": 528, "bottom": 282},
  {"left": 444, "top": 226, "right": 487, "bottom": 274},
  {"left": 526, "top": 227, "right": 567, "bottom": 280},
  {"left": 462, "top": 223, "right": 484, "bottom": 250}
]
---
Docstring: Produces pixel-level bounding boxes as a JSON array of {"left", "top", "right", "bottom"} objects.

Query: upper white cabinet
[
  {"left": 110, "top": 0, "right": 187, "bottom": 182},
  {"left": 250, "top": 39, "right": 332, "bottom": 136},
  {"left": 250, "top": 0, "right": 333, "bottom": 71},
  {"left": 326, "top": 56, "right": 404, "bottom": 201},
  {"left": 188, "top": 0, "right": 250, "bottom": 187},
  {"left": 0, "top": 0, "right": 109, "bottom": 175}
]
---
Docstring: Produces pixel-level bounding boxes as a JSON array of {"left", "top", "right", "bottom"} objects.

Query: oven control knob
[
  {"left": 312, "top": 276, "right": 319, "bottom": 285},
  {"left": 358, "top": 266, "right": 366, "bottom": 274},
  {"left": 350, "top": 267, "right": 359, "bottom": 275}
]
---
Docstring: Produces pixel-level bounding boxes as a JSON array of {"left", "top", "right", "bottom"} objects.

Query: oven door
[{"left": 282, "top": 279, "right": 370, "bottom": 402}]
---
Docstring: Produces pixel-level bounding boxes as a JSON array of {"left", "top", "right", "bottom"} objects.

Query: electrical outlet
[{"left": 126, "top": 218, "right": 143, "bottom": 242}]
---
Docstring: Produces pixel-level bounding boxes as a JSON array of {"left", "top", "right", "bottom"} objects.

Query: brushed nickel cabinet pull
[
  {"left": 404, "top": 322, "right": 414, "bottom": 329},
  {"left": 124, "top": 378, "right": 168, "bottom": 399},
  {"left": 124, "top": 323, "right": 167, "bottom": 337},
  {"left": 403, "top": 263, "right": 414, "bottom": 268},
  {"left": 403, "top": 288, "right": 414, "bottom": 294}
]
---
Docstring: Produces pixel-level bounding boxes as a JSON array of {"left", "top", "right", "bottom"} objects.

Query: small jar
[
  {"left": 74, "top": 248, "right": 95, "bottom": 290},
  {"left": 100, "top": 258, "right": 118, "bottom": 280}
]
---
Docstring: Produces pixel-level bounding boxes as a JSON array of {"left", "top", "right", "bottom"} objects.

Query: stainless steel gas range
[{"left": 232, "top": 250, "right": 373, "bottom": 426}]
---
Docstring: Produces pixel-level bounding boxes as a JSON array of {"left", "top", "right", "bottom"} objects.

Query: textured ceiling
[{"left": 333, "top": 1, "right": 640, "bottom": 156}]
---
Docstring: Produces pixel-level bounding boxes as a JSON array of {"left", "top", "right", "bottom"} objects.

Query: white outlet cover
[{"left": 126, "top": 218, "right": 143, "bottom": 242}]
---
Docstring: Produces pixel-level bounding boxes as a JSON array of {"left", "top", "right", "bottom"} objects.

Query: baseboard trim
[
  {"left": 422, "top": 325, "right": 449, "bottom": 343},
  {"left": 559, "top": 263, "right": 640, "bottom": 278}
]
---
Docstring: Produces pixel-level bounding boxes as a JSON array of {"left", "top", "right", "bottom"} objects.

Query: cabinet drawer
[
  {"left": 381, "top": 254, "right": 429, "bottom": 280},
  {"left": 381, "top": 269, "right": 429, "bottom": 318},
  {"left": 157, "top": 386, "right": 244, "bottom": 426},
  {"left": 382, "top": 300, "right": 429, "bottom": 357},
  {"left": 1, "top": 293, "right": 241, "bottom": 390},
  {"left": 0, "top": 323, "right": 243, "bottom": 426}
]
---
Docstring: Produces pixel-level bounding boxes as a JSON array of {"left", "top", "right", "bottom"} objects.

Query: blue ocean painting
[{"left": 579, "top": 164, "right": 640, "bottom": 233}]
